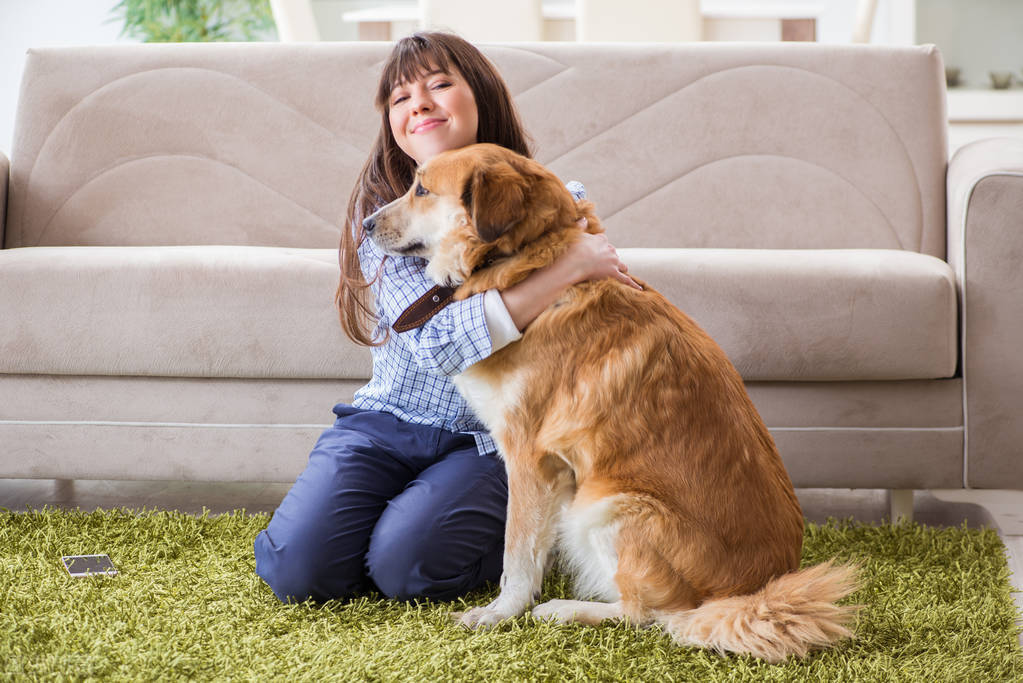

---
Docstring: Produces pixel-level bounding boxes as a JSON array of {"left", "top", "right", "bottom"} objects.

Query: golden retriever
[{"left": 363, "top": 143, "right": 860, "bottom": 663}]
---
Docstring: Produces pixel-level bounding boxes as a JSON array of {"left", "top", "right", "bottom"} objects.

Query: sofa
[{"left": 2, "top": 41, "right": 1021, "bottom": 512}]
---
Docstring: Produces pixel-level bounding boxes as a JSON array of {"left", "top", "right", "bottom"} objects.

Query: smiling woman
[
  {"left": 254, "top": 31, "right": 633, "bottom": 610},
  {"left": 335, "top": 31, "right": 534, "bottom": 347},
  {"left": 387, "top": 67, "right": 479, "bottom": 165}
]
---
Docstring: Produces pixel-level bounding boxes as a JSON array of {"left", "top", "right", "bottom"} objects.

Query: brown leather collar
[
  {"left": 392, "top": 284, "right": 457, "bottom": 333},
  {"left": 392, "top": 254, "right": 503, "bottom": 333}
]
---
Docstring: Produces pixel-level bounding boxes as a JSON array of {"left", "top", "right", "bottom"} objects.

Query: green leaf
[{"left": 108, "top": 0, "right": 278, "bottom": 43}]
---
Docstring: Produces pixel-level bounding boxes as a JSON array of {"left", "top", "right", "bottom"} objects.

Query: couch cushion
[
  {"left": 0, "top": 246, "right": 955, "bottom": 382},
  {"left": 0, "top": 246, "right": 370, "bottom": 379},
  {"left": 629, "top": 248, "right": 958, "bottom": 381}
]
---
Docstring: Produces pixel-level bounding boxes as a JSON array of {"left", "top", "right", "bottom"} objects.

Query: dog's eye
[{"left": 415, "top": 183, "right": 429, "bottom": 197}]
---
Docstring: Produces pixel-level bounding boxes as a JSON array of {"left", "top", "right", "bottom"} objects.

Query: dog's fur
[{"left": 365, "top": 143, "right": 860, "bottom": 663}]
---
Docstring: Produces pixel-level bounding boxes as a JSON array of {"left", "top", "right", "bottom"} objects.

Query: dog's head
[{"left": 363, "top": 143, "right": 580, "bottom": 286}]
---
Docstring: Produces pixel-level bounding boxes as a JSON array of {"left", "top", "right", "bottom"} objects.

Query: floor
[{"left": 2, "top": 480, "right": 1020, "bottom": 648}]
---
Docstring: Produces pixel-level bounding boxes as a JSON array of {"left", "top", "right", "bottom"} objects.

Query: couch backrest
[{"left": 6, "top": 42, "right": 948, "bottom": 257}]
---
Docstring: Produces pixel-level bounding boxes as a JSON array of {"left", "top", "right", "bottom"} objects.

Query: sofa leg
[
  {"left": 888, "top": 489, "right": 914, "bottom": 524},
  {"left": 54, "top": 479, "right": 74, "bottom": 503}
]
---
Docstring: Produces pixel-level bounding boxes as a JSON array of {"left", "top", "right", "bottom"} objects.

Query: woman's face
[{"left": 388, "top": 65, "right": 479, "bottom": 166}]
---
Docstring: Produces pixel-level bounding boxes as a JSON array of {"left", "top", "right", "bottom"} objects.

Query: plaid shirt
[{"left": 352, "top": 181, "right": 587, "bottom": 455}]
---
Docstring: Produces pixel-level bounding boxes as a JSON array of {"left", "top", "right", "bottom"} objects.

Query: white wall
[
  {"left": 0, "top": 0, "right": 137, "bottom": 157},
  {"left": 917, "top": 0, "right": 1023, "bottom": 88}
]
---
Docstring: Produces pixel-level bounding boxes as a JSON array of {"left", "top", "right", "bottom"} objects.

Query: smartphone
[{"left": 62, "top": 554, "right": 118, "bottom": 577}]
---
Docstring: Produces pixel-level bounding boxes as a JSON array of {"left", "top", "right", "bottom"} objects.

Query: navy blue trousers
[{"left": 254, "top": 404, "right": 508, "bottom": 604}]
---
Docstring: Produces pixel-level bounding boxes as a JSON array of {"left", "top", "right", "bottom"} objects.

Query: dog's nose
[{"left": 362, "top": 214, "right": 376, "bottom": 233}]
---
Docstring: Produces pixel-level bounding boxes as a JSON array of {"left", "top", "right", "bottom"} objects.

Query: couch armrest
[
  {"left": 947, "top": 137, "right": 1023, "bottom": 488},
  {"left": 0, "top": 149, "right": 8, "bottom": 248}
]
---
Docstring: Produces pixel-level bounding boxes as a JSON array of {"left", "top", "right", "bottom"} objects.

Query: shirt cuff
[
  {"left": 565, "top": 180, "right": 587, "bottom": 201},
  {"left": 483, "top": 289, "right": 523, "bottom": 352}
]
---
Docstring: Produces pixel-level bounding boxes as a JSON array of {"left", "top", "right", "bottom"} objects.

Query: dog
[{"left": 363, "top": 143, "right": 860, "bottom": 663}]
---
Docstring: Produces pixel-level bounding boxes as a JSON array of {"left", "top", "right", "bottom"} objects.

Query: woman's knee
[
  {"left": 365, "top": 511, "right": 503, "bottom": 602},
  {"left": 254, "top": 527, "right": 368, "bottom": 604},
  {"left": 366, "top": 454, "right": 507, "bottom": 601},
  {"left": 253, "top": 425, "right": 400, "bottom": 603},
  {"left": 364, "top": 525, "right": 437, "bottom": 601}
]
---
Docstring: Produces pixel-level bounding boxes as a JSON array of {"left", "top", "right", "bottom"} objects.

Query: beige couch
[{"left": 2, "top": 42, "right": 1021, "bottom": 507}]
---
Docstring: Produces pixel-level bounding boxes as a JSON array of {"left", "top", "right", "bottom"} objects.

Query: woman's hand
[{"left": 558, "top": 230, "right": 642, "bottom": 291}]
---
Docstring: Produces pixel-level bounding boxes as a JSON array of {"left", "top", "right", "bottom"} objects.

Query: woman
[{"left": 254, "top": 31, "right": 635, "bottom": 604}]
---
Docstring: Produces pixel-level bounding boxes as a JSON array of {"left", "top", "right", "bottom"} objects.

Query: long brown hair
[{"left": 337, "top": 31, "right": 533, "bottom": 346}]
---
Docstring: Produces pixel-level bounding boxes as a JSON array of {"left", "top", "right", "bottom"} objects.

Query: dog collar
[
  {"left": 392, "top": 254, "right": 504, "bottom": 333},
  {"left": 392, "top": 285, "right": 457, "bottom": 333}
]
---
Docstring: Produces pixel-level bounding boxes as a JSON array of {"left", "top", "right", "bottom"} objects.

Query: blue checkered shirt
[{"left": 352, "top": 181, "right": 587, "bottom": 455}]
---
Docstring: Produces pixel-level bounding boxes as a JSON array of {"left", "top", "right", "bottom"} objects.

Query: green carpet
[{"left": 1, "top": 508, "right": 1020, "bottom": 681}]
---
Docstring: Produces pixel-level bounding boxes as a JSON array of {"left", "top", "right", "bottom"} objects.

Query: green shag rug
[{"left": 1, "top": 508, "right": 1021, "bottom": 681}]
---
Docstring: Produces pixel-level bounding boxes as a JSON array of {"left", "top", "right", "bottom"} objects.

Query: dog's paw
[
  {"left": 530, "top": 599, "right": 577, "bottom": 624},
  {"left": 424, "top": 258, "right": 466, "bottom": 289},
  {"left": 532, "top": 599, "right": 624, "bottom": 626},
  {"left": 453, "top": 605, "right": 517, "bottom": 630}
]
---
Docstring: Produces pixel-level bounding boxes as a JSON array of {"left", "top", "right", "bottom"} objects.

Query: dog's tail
[{"left": 658, "top": 560, "right": 861, "bottom": 663}]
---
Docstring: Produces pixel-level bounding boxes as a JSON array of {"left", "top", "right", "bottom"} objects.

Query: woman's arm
[{"left": 500, "top": 230, "right": 641, "bottom": 332}]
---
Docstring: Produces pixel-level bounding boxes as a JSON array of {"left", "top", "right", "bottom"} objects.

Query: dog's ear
[{"left": 462, "top": 160, "right": 529, "bottom": 243}]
